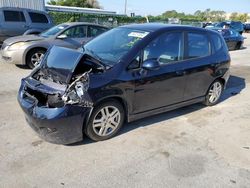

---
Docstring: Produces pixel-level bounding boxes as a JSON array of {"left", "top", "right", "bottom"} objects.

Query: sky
[{"left": 96, "top": 0, "right": 250, "bottom": 15}]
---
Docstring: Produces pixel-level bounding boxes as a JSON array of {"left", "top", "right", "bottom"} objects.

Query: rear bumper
[{"left": 18, "top": 81, "right": 92, "bottom": 145}]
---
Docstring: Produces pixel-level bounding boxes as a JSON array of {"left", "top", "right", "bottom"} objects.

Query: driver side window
[
  {"left": 143, "top": 32, "right": 183, "bottom": 65},
  {"left": 62, "top": 25, "right": 87, "bottom": 38}
]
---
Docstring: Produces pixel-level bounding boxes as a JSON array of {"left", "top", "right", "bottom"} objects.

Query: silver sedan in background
[{"left": 0, "top": 22, "right": 108, "bottom": 68}]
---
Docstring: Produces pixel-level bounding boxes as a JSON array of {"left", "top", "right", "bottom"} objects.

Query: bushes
[{"left": 49, "top": 12, "right": 148, "bottom": 26}]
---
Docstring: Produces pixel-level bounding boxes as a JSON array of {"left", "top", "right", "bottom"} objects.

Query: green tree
[
  {"left": 210, "top": 10, "right": 226, "bottom": 22},
  {"left": 48, "top": 0, "right": 101, "bottom": 9},
  {"left": 230, "top": 12, "right": 248, "bottom": 22},
  {"left": 229, "top": 12, "right": 238, "bottom": 20},
  {"left": 162, "top": 10, "right": 179, "bottom": 18}
]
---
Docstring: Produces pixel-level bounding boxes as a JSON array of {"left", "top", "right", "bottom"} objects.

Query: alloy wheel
[
  {"left": 31, "top": 52, "right": 44, "bottom": 67},
  {"left": 208, "top": 82, "right": 222, "bottom": 104},
  {"left": 92, "top": 106, "right": 121, "bottom": 137}
]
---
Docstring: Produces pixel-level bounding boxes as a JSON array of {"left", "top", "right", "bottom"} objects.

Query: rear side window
[
  {"left": 187, "top": 33, "right": 210, "bottom": 59},
  {"left": 210, "top": 33, "right": 223, "bottom": 53},
  {"left": 4, "top": 10, "right": 25, "bottom": 22},
  {"left": 88, "top": 26, "right": 107, "bottom": 37},
  {"left": 29, "top": 12, "right": 49, "bottom": 23}
]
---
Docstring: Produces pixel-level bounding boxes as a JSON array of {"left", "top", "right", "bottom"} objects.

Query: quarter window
[
  {"left": 210, "top": 33, "right": 223, "bottom": 53},
  {"left": 128, "top": 54, "right": 141, "bottom": 69},
  {"left": 62, "top": 26, "right": 87, "bottom": 38},
  {"left": 29, "top": 12, "right": 49, "bottom": 23},
  {"left": 187, "top": 33, "right": 210, "bottom": 59},
  {"left": 4, "top": 10, "right": 25, "bottom": 22},
  {"left": 143, "top": 32, "right": 183, "bottom": 65}
]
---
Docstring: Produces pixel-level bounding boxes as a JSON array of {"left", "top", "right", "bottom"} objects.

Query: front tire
[
  {"left": 204, "top": 80, "right": 223, "bottom": 106},
  {"left": 26, "top": 49, "right": 46, "bottom": 69},
  {"left": 85, "top": 100, "right": 125, "bottom": 141}
]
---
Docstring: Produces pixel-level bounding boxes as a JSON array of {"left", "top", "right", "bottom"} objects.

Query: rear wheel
[
  {"left": 204, "top": 80, "right": 223, "bottom": 106},
  {"left": 85, "top": 100, "right": 125, "bottom": 141},
  {"left": 26, "top": 49, "right": 46, "bottom": 69}
]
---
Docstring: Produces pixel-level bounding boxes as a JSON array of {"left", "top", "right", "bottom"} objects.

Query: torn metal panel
[{"left": 62, "top": 69, "right": 93, "bottom": 107}]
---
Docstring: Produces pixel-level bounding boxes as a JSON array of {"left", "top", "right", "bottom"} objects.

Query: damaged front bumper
[{"left": 18, "top": 79, "right": 92, "bottom": 145}]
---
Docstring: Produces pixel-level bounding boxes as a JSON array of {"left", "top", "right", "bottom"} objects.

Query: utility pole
[{"left": 124, "top": 0, "right": 127, "bottom": 15}]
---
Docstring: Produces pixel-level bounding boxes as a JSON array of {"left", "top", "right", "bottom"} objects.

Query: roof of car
[
  {"left": 121, "top": 23, "right": 207, "bottom": 32},
  {"left": 0, "top": 7, "right": 48, "bottom": 14},
  {"left": 62, "top": 22, "right": 108, "bottom": 28}
]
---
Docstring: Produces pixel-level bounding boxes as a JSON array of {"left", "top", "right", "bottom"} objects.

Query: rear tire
[
  {"left": 85, "top": 100, "right": 125, "bottom": 141},
  {"left": 204, "top": 80, "right": 224, "bottom": 106},
  {"left": 26, "top": 49, "right": 46, "bottom": 69}
]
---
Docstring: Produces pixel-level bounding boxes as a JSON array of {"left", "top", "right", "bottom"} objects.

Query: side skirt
[{"left": 128, "top": 96, "right": 205, "bottom": 122}]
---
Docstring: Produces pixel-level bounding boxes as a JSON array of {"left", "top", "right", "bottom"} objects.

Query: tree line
[{"left": 47, "top": 0, "right": 250, "bottom": 24}]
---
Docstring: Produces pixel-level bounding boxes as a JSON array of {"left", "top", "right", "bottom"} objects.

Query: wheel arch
[
  {"left": 216, "top": 77, "right": 226, "bottom": 87},
  {"left": 206, "top": 77, "right": 225, "bottom": 96},
  {"left": 83, "top": 96, "right": 129, "bottom": 132},
  {"left": 93, "top": 96, "right": 129, "bottom": 122},
  {"left": 24, "top": 47, "right": 47, "bottom": 65}
]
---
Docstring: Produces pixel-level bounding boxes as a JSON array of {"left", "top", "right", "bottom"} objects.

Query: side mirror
[
  {"left": 142, "top": 59, "right": 160, "bottom": 71},
  {"left": 57, "top": 34, "right": 67, "bottom": 39}
]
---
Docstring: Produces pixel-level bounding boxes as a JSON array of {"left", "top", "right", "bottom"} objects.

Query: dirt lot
[{"left": 0, "top": 34, "right": 250, "bottom": 188}]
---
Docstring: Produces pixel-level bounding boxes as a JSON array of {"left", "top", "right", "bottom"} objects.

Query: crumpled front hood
[
  {"left": 4, "top": 35, "right": 45, "bottom": 45},
  {"left": 39, "top": 46, "right": 84, "bottom": 84}
]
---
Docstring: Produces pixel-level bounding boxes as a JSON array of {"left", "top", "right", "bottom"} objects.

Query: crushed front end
[{"left": 17, "top": 46, "right": 104, "bottom": 144}]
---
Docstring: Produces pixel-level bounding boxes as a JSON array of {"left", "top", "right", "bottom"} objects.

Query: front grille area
[{"left": 24, "top": 86, "right": 48, "bottom": 106}]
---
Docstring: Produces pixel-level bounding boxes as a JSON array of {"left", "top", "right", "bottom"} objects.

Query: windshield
[
  {"left": 40, "top": 24, "right": 69, "bottom": 38},
  {"left": 84, "top": 27, "right": 150, "bottom": 66}
]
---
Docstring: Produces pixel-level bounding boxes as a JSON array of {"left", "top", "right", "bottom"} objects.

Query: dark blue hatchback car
[
  {"left": 18, "top": 24, "right": 231, "bottom": 144},
  {"left": 209, "top": 28, "right": 244, "bottom": 50}
]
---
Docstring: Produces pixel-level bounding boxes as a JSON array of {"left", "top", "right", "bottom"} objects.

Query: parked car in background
[
  {"left": 18, "top": 24, "right": 231, "bottom": 144},
  {"left": 244, "top": 23, "right": 250, "bottom": 33},
  {"left": 1, "top": 22, "right": 108, "bottom": 68},
  {"left": 214, "top": 21, "right": 244, "bottom": 35},
  {"left": 0, "top": 7, "right": 53, "bottom": 45},
  {"left": 209, "top": 27, "right": 244, "bottom": 50}
]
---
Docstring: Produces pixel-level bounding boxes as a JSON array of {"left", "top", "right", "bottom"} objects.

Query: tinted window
[
  {"left": 88, "top": 26, "right": 107, "bottom": 37},
  {"left": 210, "top": 33, "right": 223, "bottom": 53},
  {"left": 62, "top": 26, "right": 87, "bottom": 38},
  {"left": 144, "top": 32, "right": 183, "bottom": 64},
  {"left": 128, "top": 54, "right": 141, "bottom": 69},
  {"left": 4, "top": 10, "right": 25, "bottom": 22},
  {"left": 187, "top": 33, "right": 210, "bottom": 59},
  {"left": 29, "top": 12, "right": 48, "bottom": 23},
  {"left": 40, "top": 24, "right": 69, "bottom": 37}
]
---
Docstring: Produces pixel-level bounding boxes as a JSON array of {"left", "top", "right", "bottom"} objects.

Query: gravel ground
[{"left": 0, "top": 34, "right": 250, "bottom": 188}]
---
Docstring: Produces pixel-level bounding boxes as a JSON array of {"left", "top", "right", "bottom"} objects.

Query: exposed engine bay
[
  {"left": 23, "top": 48, "right": 106, "bottom": 108},
  {"left": 62, "top": 69, "right": 93, "bottom": 107},
  {"left": 24, "top": 69, "right": 93, "bottom": 108}
]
